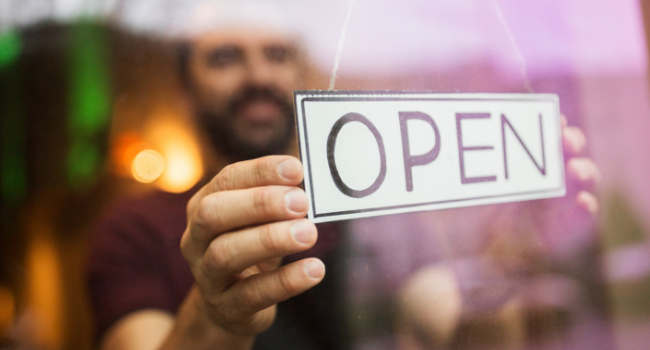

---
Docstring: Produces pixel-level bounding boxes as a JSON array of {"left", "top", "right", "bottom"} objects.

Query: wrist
[{"left": 162, "top": 286, "right": 255, "bottom": 350}]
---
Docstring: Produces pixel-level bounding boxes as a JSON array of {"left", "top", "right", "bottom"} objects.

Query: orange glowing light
[
  {"left": 111, "top": 132, "right": 151, "bottom": 176},
  {"left": 132, "top": 149, "right": 166, "bottom": 183},
  {"left": 144, "top": 119, "right": 204, "bottom": 193},
  {"left": 27, "top": 231, "right": 63, "bottom": 349},
  {"left": 0, "top": 286, "right": 15, "bottom": 334}
]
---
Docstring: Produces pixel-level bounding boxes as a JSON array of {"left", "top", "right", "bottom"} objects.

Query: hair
[{"left": 175, "top": 40, "right": 193, "bottom": 91}]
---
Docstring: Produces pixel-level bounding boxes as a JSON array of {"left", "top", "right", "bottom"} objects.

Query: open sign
[{"left": 294, "top": 91, "right": 565, "bottom": 223}]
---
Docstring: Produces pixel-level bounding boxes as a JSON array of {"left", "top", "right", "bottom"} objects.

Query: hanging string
[
  {"left": 491, "top": 0, "right": 534, "bottom": 93},
  {"left": 329, "top": 0, "right": 356, "bottom": 90}
]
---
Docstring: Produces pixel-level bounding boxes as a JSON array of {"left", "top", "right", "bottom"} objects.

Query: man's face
[{"left": 187, "top": 29, "right": 303, "bottom": 162}]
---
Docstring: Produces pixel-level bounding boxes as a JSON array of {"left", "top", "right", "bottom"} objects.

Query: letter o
[{"left": 326, "top": 112, "right": 387, "bottom": 198}]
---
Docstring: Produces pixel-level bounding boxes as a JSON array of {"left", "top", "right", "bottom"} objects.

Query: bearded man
[{"left": 87, "top": 3, "right": 600, "bottom": 350}]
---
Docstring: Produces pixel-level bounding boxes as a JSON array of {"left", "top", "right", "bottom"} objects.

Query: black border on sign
[{"left": 294, "top": 92, "right": 564, "bottom": 219}]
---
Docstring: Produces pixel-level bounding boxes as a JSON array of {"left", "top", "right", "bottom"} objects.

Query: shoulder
[
  {"left": 86, "top": 189, "right": 197, "bottom": 343},
  {"left": 89, "top": 189, "right": 195, "bottom": 262},
  {"left": 98, "top": 190, "right": 193, "bottom": 230}
]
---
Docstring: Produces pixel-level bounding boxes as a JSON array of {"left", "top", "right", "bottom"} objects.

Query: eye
[
  {"left": 205, "top": 45, "right": 243, "bottom": 68},
  {"left": 264, "top": 45, "right": 295, "bottom": 64}
]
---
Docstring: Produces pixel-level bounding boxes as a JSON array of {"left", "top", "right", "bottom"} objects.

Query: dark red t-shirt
[{"left": 87, "top": 188, "right": 346, "bottom": 350}]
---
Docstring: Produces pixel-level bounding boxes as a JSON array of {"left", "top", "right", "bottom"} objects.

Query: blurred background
[{"left": 1, "top": 0, "right": 650, "bottom": 349}]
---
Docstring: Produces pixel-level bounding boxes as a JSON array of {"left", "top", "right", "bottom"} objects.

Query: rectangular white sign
[{"left": 294, "top": 91, "right": 565, "bottom": 223}]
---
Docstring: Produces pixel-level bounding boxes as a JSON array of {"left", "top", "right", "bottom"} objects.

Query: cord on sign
[
  {"left": 329, "top": 0, "right": 356, "bottom": 90},
  {"left": 491, "top": 0, "right": 534, "bottom": 93}
]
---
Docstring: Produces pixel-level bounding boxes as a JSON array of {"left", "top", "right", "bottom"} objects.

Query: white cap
[{"left": 118, "top": 0, "right": 305, "bottom": 39}]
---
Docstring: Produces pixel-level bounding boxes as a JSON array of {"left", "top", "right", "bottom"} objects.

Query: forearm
[{"left": 159, "top": 286, "right": 255, "bottom": 350}]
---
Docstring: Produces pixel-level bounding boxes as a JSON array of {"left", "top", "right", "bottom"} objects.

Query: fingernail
[
  {"left": 291, "top": 220, "right": 315, "bottom": 245},
  {"left": 285, "top": 189, "right": 308, "bottom": 214},
  {"left": 278, "top": 159, "right": 301, "bottom": 181},
  {"left": 304, "top": 259, "right": 325, "bottom": 279}
]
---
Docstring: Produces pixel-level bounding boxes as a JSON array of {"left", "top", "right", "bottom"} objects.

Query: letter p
[{"left": 399, "top": 111, "right": 441, "bottom": 192}]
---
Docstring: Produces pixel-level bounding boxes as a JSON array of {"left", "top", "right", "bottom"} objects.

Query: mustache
[
  {"left": 196, "top": 84, "right": 297, "bottom": 162},
  {"left": 227, "top": 85, "right": 293, "bottom": 115}
]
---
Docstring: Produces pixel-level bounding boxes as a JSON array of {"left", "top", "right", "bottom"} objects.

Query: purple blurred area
[{"left": 2, "top": 1, "right": 650, "bottom": 350}]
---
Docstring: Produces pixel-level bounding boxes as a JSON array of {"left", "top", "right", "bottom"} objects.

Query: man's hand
[
  {"left": 542, "top": 117, "right": 600, "bottom": 257},
  {"left": 516, "top": 118, "right": 600, "bottom": 259},
  {"left": 487, "top": 118, "right": 601, "bottom": 261},
  {"left": 180, "top": 155, "right": 325, "bottom": 338},
  {"left": 562, "top": 117, "right": 599, "bottom": 215}
]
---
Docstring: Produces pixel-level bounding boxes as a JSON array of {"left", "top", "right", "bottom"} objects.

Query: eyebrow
[
  {"left": 205, "top": 44, "right": 242, "bottom": 55},
  {"left": 264, "top": 43, "right": 297, "bottom": 56},
  {"left": 265, "top": 42, "right": 298, "bottom": 51},
  {"left": 203, "top": 44, "right": 244, "bottom": 65}
]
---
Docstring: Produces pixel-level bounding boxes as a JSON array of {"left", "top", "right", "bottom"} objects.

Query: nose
[{"left": 245, "top": 53, "right": 274, "bottom": 86}]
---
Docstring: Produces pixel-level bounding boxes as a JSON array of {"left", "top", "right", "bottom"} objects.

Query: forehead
[{"left": 190, "top": 28, "right": 298, "bottom": 52}]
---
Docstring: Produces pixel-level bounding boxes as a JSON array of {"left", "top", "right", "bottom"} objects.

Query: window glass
[{"left": 1, "top": 1, "right": 650, "bottom": 350}]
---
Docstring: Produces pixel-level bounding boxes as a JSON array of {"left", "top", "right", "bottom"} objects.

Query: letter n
[{"left": 501, "top": 113, "right": 546, "bottom": 179}]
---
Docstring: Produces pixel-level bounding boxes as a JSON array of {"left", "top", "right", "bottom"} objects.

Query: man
[
  {"left": 88, "top": 4, "right": 600, "bottom": 350},
  {"left": 88, "top": 8, "right": 348, "bottom": 348}
]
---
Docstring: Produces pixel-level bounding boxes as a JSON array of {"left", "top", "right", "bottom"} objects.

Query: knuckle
[
  {"left": 180, "top": 231, "right": 193, "bottom": 260},
  {"left": 197, "top": 281, "right": 219, "bottom": 305},
  {"left": 253, "top": 187, "right": 277, "bottom": 217},
  {"left": 258, "top": 224, "right": 282, "bottom": 253},
  {"left": 186, "top": 195, "right": 200, "bottom": 219},
  {"left": 240, "top": 278, "right": 266, "bottom": 311},
  {"left": 278, "top": 267, "right": 298, "bottom": 295},
  {"left": 254, "top": 157, "right": 271, "bottom": 184},
  {"left": 195, "top": 196, "right": 218, "bottom": 229},
  {"left": 204, "top": 292, "right": 223, "bottom": 312},
  {"left": 207, "top": 294, "right": 243, "bottom": 324},
  {"left": 205, "top": 238, "right": 234, "bottom": 272},
  {"left": 195, "top": 197, "right": 210, "bottom": 222},
  {"left": 214, "top": 164, "right": 237, "bottom": 192}
]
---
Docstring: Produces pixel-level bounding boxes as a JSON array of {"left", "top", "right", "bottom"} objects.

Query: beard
[{"left": 196, "top": 85, "right": 296, "bottom": 163}]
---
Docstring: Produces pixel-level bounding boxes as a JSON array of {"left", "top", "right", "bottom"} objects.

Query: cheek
[
  {"left": 196, "top": 70, "right": 246, "bottom": 106},
  {"left": 274, "top": 67, "right": 302, "bottom": 91},
  {"left": 207, "top": 69, "right": 247, "bottom": 95}
]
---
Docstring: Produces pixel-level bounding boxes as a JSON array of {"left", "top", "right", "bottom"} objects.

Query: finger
[
  {"left": 562, "top": 126, "right": 587, "bottom": 156},
  {"left": 202, "top": 219, "right": 317, "bottom": 280},
  {"left": 257, "top": 258, "right": 283, "bottom": 273},
  {"left": 188, "top": 156, "right": 303, "bottom": 216},
  {"left": 576, "top": 190, "right": 599, "bottom": 216},
  {"left": 220, "top": 258, "right": 325, "bottom": 322},
  {"left": 566, "top": 157, "right": 600, "bottom": 191},
  {"left": 561, "top": 115, "right": 568, "bottom": 128},
  {"left": 183, "top": 186, "right": 309, "bottom": 258}
]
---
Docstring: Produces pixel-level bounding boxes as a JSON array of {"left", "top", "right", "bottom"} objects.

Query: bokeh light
[
  {"left": 131, "top": 149, "right": 166, "bottom": 183},
  {"left": 111, "top": 132, "right": 150, "bottom": 176},
  {"left": 145, "top": 119, "right": 204, "bottom": 193}
]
